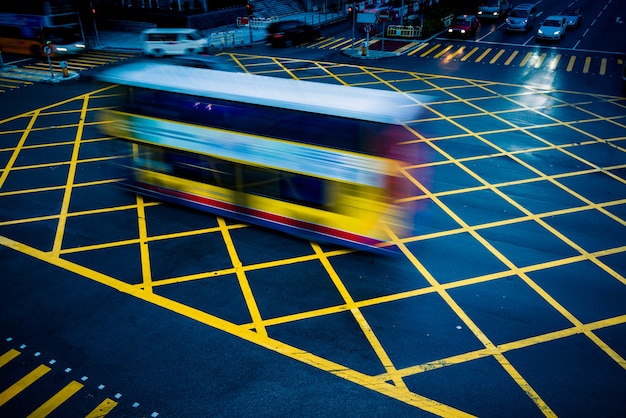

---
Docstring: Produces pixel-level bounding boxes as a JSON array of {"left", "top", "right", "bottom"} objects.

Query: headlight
[
  {"left": 554, "top": 31, "right": 561, "bottom": 36},
  {"left": 461, "top": 29, "right": 466, "bottom": 33},
  {"left": 538, "top": 29, "right": 543, "bottom": 34}
]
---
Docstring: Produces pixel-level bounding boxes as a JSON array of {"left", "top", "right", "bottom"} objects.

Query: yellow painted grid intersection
[{"left": 1, "top": 54, "right": 626, "bottom": 416}]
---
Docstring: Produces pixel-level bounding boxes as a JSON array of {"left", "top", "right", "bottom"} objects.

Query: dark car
[
  {"left": 558, "top": 8, "right": 583, "bottom": 28},
  {"left": 267, "top": 20, "right": 320, "bottom": 47},
  {"left": 447, "top": 15, "right": 480, "bottom": 37}
]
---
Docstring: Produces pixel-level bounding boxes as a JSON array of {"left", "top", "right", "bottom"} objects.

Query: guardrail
[
  {"left": 209, "top": 31, "right": 247, "bottom": 48},
  {"left": 386, "top": 25, "right": 422, "bottom": 39},
  {"left": 249, "top": 16, "right": 279, "bottom": 30}
]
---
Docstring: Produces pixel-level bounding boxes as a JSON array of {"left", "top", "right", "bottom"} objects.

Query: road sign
[
  {"left": 357, "top": 12, "right": 378, "bottom": 24},
  {"left": 43, "top": 45, "right": 51, "bottom": 55}
]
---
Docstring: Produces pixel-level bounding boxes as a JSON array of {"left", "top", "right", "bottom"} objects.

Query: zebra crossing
[
  {"left": 300, "top": 36, "right": 624, "bottom": 76},
  {"left": 0, "top": 338, "right": 156, "bottom": 417}
]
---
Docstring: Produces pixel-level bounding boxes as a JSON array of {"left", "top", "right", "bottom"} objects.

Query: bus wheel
[{"left": 151, "top": 49, "right": 165, "bottom": 58}]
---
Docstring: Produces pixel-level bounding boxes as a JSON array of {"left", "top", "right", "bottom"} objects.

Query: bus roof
[{"left": 95, "top": 61, "right": 423, "bottom": 124}]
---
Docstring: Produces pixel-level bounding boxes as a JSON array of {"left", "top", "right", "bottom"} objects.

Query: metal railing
[{"left": 386, "top": 25, "right": 422, "bottom": 39}]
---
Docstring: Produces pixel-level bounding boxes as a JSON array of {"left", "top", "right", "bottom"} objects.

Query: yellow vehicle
[
  {"left": 96, "top": 61, "right": 424, "bottom": 252},
  {"left": 0, "top": 3, "right": 86, "bottom": 57}
]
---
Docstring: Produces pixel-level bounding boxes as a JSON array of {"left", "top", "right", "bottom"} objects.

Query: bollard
[
  {"left": 361, "top": 42, "right": 367, "bottom": 56},
  {"left": 59, "top": 61, "right": 69, "bottom": 78}
]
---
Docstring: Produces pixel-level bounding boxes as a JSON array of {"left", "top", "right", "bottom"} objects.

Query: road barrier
[
  {"left": 386, "top": 25, "right": 422, "bottom": 39},
  {"left": 249, "top": 16, "right": 278, "bottom": 30},
  {"left": 209, "top": 31, "right": 247, "bottom": 48}
]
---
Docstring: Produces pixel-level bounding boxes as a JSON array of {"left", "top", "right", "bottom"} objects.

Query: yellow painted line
[
  {"left": 0, "top": 235, "right": 473, "bottom": 417},
  {"left": 420, "top": 43, "right": 441, "bottom": 57},
  {"left": 0, "top": 348, "right": 20, "bottom": 367},
  {"left": 85, "top": 398, "right": 118, "bottom": 417},
  {"left": 341, "top": 38, "right": 366, "bottom": 50},
  {"left": 519, "top": 51, "right": 533, "bottom": 67},
  {"left": 329, "top": 38, "right": 354, "bottom": 50},
  {"left": 0, "top": 364, "right": 51, "bottom": 407},
  {"left": 395, "top": 41, "right": 419, "bottom": 54},
  {"left": 566, "top": 55, "right": 576, "bottom": 71},
  {"left": 504, "top": 50, "right": 518, "bottom": 65},
  {"left": 534, "top": 53, "right": 547, "bottom": 68},
  {"left": 52, "top": 96, "right": 90, "bottom": 256},
  {"left": 136, "top": 193, "right": 154, "bottom": 293},
  {"left": 583, "top": 56, "right": 592, "bottom": 73},
  {"left": 474, "top": 48, "right": 492, "bottom": 63},
  {"left": 0, "top": 110, "right": 39, "bottom": 188},
  {"left": 599, "top": 58, "right": 607, "bottom": 75},
  {"left": 433, "top": 44, "right": 453, "bottom": 58},
  {"left": 314, "top": 37, "right": 345, "bottom": 48},
  {"left": 217, "top": 217, "right": 267, "bottom": 337},
  {"left": 312, "top": 243, "right": 409, "bottom": 391},
  {"left": 406, "top": 42, "right": 429, "bottom": 56},
  {"left": 448, "top": 46, "right": 465, "bottom": 58},
  {"left": 27, "top": 380, "right": 83, "bottom": 417},
  {"left": 548, "top": 54, "right": 561, "bottom": 70},
  {"left": 489, "top": 49, "right": 505, "bottom": 64},
  {"left": 460, "top": 47, "right": 479, "bottom": 61}
]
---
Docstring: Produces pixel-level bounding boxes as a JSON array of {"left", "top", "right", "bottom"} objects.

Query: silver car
[{"left": 505, "top": 3, "right": 537, "bottom": 32}]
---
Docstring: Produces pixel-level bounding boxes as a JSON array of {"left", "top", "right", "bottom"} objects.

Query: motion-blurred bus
[
  {"left": 96, "top": 60, "right": 423, "bottom": 253},
  {"left": 0, "top": 1, "right": 86, "bottom": 57}
]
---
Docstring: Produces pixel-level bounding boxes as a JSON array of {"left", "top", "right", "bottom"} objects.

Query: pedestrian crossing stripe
[{"left": 300, "top": 37, "right": 621, "bottom": 76}]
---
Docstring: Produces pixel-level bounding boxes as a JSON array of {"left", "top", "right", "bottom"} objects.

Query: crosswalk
[
  {"left": 0, "top": 340, "right": 156, "bottom": 417},
  {"left": 300, "top": 37, "right": 624, "bottom": 76},
  {"left": 25, "top": 50, "right": 138, "bottom": 73},
  {"left": 0, "top": 50, "right": 138, "bottom": 93}
]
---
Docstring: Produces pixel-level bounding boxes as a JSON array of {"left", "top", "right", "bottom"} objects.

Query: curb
[{"left": 0, "top": 66, "right": 80, "bottom": 83}]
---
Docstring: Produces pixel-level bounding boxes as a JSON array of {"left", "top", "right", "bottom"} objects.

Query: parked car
[
  {"left": 267, "top": 21, "right": 320, "bottom": 47},
  {"left": 505, "top": 3, "right": 537, "bottom": 32},
  {"left": 477, "top": 0, "right": 512, "bottom": 20},
  {"left": 558, "top": 8, "right": 583, "bottom": 28},
  {"left": 536, "top": 16, "right": 567, "bottom": 41},
  {"left": 447, "top": 15, "right": 480, "bottom": 37}
]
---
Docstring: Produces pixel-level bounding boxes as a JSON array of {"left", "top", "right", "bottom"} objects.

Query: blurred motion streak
[{"left": 96, "top": 61, "right": 426, "bottom": 253}]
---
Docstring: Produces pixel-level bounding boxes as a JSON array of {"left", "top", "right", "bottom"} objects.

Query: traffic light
[{"left": 246, "top": 3, "right": 254, "bottom": 17}]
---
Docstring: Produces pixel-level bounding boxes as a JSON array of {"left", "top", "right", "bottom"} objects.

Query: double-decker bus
[
  {"left": 95, "top": 60, "right": 423, "bottom": 253},
  {"left": 0, "top": 1, "right": 86, "bottom": 57}
]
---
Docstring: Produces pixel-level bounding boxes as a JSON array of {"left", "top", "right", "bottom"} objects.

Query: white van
[{"left": 140, "top": 28, "right": 208, "bottom": 57}]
